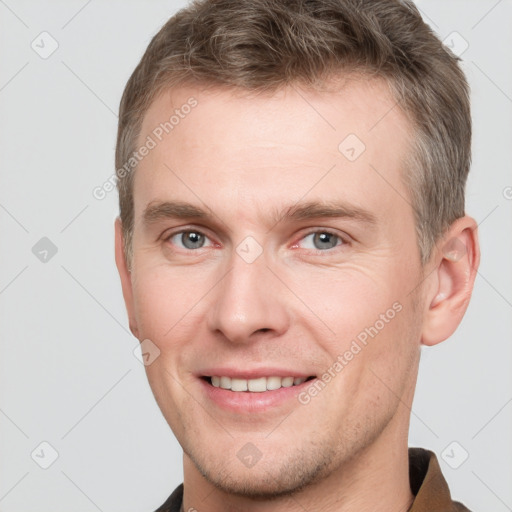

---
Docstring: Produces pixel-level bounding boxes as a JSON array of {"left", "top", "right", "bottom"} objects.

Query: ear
[
  {"left": 114, "top": 218, "right": 140, "bottom": 339},
  {"left": 421, "top": 216, "right": 480, "bottom": 346}
]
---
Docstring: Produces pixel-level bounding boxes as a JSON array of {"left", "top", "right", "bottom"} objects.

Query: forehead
[{"left": 134, "top": 78, "right": 414, "bottom": 226}]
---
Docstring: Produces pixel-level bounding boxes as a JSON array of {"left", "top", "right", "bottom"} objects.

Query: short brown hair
[{"left": 116, "top": 0, "right": 471, "bottom": 265}]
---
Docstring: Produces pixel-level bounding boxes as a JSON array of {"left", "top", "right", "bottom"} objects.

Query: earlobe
[
  {"left": 421, "top": 216, "right": 480, "bottom": 346},
  {"left": 114, "top": 218, "right": 140, "bottom": 339}
]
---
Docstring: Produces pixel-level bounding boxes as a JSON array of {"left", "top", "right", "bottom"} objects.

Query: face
[{"left": 118, "top": 79, "right": 427, "bottom": 497}]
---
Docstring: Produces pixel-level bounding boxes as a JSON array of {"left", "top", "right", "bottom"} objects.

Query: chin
[{"left": 187, "top": 445, "right": 334, "bottom": 500}]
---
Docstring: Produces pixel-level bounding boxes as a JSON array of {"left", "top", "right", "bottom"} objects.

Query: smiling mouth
[{"left": 202, "top": 375, "right": 316, "bottom": 392}]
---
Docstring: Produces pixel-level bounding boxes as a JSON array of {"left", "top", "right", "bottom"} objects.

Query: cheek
[
  {"left": 289, "top": 260, "right": 421, "bottom": 403},
  {"left": 290, "top": 264, "right": 406, "bottom": 349},
  {"left": 301, "top": 296, "right": 420, "bottom": 435},
  {"left": 131, "top": 264, "right": 211, "bottom": 339}
]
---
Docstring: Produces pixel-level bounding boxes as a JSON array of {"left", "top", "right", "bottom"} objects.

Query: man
[{"left": 114, "top": 0, "right": 479, "bottom": 510}]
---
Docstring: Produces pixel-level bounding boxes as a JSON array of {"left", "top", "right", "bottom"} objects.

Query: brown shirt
[
  {"left": 408, "top": 447, "right": 471, "bottom": 511},
  {"left": 154, "top": 447, "right": 471, "bottom": 512}
]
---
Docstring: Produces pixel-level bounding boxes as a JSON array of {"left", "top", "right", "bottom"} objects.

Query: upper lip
[{"left": 198, "top": 368, "right": 316, "bottom": 379}]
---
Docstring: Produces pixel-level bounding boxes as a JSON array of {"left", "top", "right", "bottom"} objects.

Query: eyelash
[
  {"left": 162, "top": 228, "right": 348, "bottom": 254},
  {"left": 292, "top": 229, "right": 346, "bottom": 252}
]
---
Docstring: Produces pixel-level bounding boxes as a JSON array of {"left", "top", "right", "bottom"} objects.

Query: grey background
[{"left": 0, "top": 1, "right": 511, "bottom": 511}]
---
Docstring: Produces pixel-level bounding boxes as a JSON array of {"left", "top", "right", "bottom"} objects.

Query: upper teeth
[{"left": 210, "top": 376, "right": 308, "bottom": 392}]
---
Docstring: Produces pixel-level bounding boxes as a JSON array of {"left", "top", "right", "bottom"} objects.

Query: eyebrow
[{"left": 142, "top": 199, "right": 378, "bottom": 228}]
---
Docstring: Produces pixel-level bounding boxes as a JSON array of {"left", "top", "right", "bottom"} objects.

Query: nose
[{"left": 206, "top": 249, "right": 290, "bottom": 344}]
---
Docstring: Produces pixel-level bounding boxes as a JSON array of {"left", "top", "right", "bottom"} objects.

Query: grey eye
[
  {"left": 302, "top": 232, "right": 341, "bottom": 250},
  {"left": 171, "top": 231, "right": 207, "bottom": 249}
]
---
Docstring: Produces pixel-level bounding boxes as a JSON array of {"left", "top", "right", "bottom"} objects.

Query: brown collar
[{"left": 408, "top": 447, "right": 470, "bottom": 511}]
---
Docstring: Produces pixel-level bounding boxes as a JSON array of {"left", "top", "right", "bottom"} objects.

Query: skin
[{"left": 115, "top": 78, "right": 480, "bottom": 511}]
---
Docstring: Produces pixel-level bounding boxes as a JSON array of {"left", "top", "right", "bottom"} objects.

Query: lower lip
[{"left": 199, "top": 378, "right": 316, "bottom": 413}]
